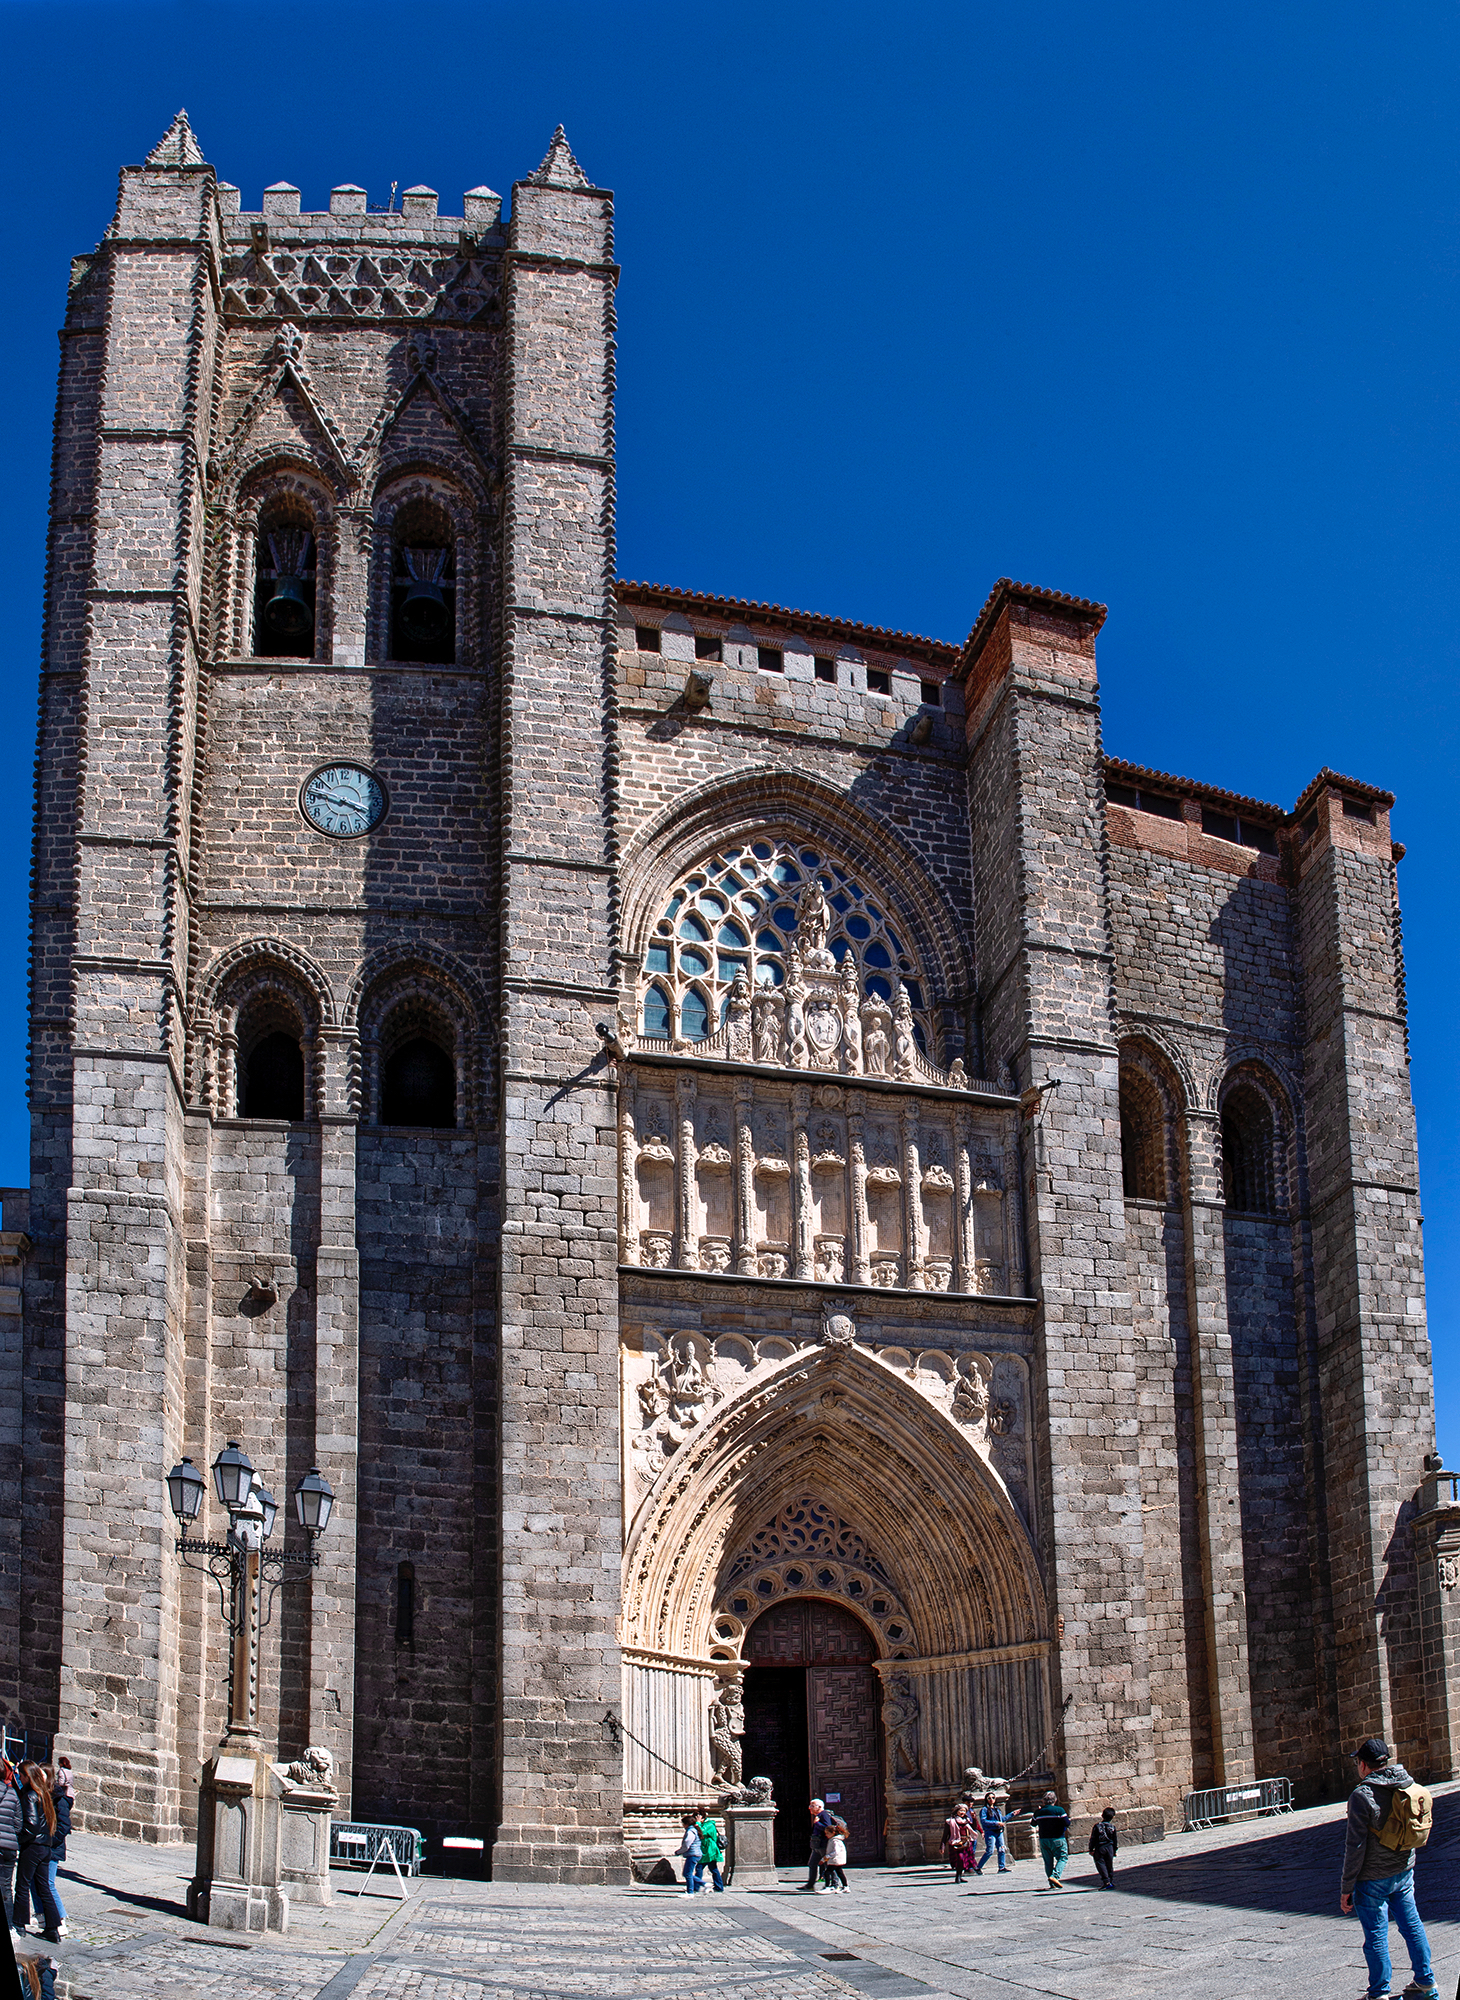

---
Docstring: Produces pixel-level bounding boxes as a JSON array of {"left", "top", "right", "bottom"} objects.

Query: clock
[{"left": 300, "top": 763, "right": 387, "bottom": 839}]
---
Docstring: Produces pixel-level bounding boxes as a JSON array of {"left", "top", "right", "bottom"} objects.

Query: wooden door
[{"left": 745, "top": 1598, "right": 884, "bottom": 1864}]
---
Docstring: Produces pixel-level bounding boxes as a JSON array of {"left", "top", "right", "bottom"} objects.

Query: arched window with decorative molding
[
  {"left": 253, "top": 495, "right": 318, "bottom": 660},
  {"left": 388, "top": 496, "right": 456, "bottom": 665},
  {"left": 1220, "top": 1077, "right": 1280, "bottom": 1215},
  {"left": 638, "top": 835, "right": 932, "bottom": 1054},
  {"left": 356, "top": 974, "right": 475, "bottom": 1131},
  {"left": 236, "top": 996, "right": 310, "bottom": 1121},
  {"left": 1119, "top": 1061, "right": 1168, "bottom": 1202}
]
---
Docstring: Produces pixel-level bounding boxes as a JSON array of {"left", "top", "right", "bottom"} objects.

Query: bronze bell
[
  {"left": 397, "top": 576, "right": 449, "bottom": 646},
  {"left": 263, "top": 574, "right": 313, "bottom": 642}
]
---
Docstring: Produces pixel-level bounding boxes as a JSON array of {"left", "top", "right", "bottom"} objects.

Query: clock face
[{"left": 300, "top": 764, "right": 387, "bottom": 839}]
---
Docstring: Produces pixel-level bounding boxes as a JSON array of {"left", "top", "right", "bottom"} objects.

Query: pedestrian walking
[
  {"left": 798, "top": 1799, "right": 833, "bottom": 1891},
  {"left": 12, "top": 1768, "right": 59, "bottom": 1943},
  {"left": 941, "top": 1803, "right": 977, "bottom": 1884},
  {"left": 1029, "top": 1790, "right": 1071, "bottom": 1888},
  {"left": 0, "top": 1758, "right": 21, "bottom": 1936},
  {"left": 1338, "top": 1736, "right": 1436, "bottom": 2000},
  {"left": 1088, "top": 1807, "right": 1118, "bottom": 1888},
  {"left": 695, "top": 1809, "right": 725, "bottom": 1892},
  {"left": 973, "top": 1793, "right": 1010, "bottom": 1876},
  {"left": 822, "top": 1815, "right": 849, "bottom": 1893},
  {"left": 675, "top": 1813, "right": 703, "bottom": 1895},
  {"left": 41, "top": 1770, "right": 68, "bottom": 1938}
]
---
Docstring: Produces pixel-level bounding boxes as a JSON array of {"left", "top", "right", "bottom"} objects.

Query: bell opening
[
  {"left": 254, "top": 520, "right": 317, "bottom": 659},
  {"left": 390, "top": 537, "right": 456, "bottom": 664}
]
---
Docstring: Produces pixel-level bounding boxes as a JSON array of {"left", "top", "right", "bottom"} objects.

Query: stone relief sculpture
[
  {"left": 883, "top": 1673, "right": 923, "bottom": 1781},
  {"left": 708, "top": 1677, "right": 745, "bottom": 1787},
  {"left": 280, "top": 1746, "right": 337, "bottom": 1793}
]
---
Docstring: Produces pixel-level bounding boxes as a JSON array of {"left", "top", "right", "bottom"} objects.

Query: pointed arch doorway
[{"left": 742, "top": 1598, "right": 884, "bottom": 1865}]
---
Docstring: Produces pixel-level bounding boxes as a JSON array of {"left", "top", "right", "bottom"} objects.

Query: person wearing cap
[
  {"left": 1340, "top": 1735, "right": 1436, "bottom": 2000},
  {"left": 1029, "top": 1790, "right": 1071, "bottom": 1888}
]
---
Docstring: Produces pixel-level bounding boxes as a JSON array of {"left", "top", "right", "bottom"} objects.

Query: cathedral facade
[{"left": 12, "top": 115, "right": 1460, "bottom": 1879}]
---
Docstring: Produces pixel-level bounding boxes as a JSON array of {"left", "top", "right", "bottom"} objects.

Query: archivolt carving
[
  {"left": 192, "top": 941, "right": 334, "bottom": 1119},
  {"left": 622, "top": 1341, "right": 1044, "bottom": 1666},
  {"left": 1117, "top": 1022, "right": 1196, "bottom": 1110},
  {"left": 705, "top": 1496, "right": 918, "bottom": 1664},
  {"left": 352, "top": 952, "right": 486, "bottom": 1126}
]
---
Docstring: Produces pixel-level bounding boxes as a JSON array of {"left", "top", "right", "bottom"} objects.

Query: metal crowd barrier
[
  {"left": 1183, "top": 1777, "right": 1293, "bottom": 1830},
  {"left": 0, "top": 1727, "right": 52, "bottom": 1768},
  {"left": 329, "top": 1821, "right": 425, "bottom": 1881}
]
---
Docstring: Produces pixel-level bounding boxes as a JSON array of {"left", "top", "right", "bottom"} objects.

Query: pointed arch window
[
  {"left": 638, "top": 835, "right": 931, "bottom": 1051},
  {"left": 254, "top": 502, "right": 317, "bottom": 659},
  {"left": 389, "top": 498, "right": 456, "bottom": 664}
]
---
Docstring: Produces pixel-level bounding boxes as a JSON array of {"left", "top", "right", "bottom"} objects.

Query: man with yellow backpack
[{"left": 1338, "top": 1736, "right": 1437, "bottom": 2000}]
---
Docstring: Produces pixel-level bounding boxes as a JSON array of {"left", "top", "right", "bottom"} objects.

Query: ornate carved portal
[{"left": 743, "top": 1599, "right": 885, "bottom": 1865}]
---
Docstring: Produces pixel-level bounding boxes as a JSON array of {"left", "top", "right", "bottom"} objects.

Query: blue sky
[{"left": 2, "top": 0, "right": 1457, "bottom": 1448}]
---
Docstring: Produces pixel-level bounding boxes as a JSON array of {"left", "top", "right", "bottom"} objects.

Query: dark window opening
[
  {"left": 1343, "top": 798, "right": 1374, "bottom": 822},
  {"left": 1202, "top": 806, "right": 1279, "bottom": 854},
  {"left": 391, "top": 537, "right": 456, "bottom": 664},
  {"left": 635, "top": 625, "right": 662, "bottom": 653},
  {"left": 920, "top": 680, "right": 942, "bottom": 706},
  {"left": 757, "top": 646, "right": 783, "bottom": 673},
  {"left": 1221, "top": 1083, "right": 1278, "bottom": 1215},
  {"left": 694, "top": 633, "right": 722, "bottom": 662},
  {"left": 1106, "top": 782, "right": 1183, "bottom": 820},
  {"left": 396, "top": 1562, "right": 415, "bottom": 1645},
  {"left": 814, "top": 656, "right": 836, "bottom": 683},
  {"left": 244, "top": 1032, "right": 305, "bottom": 1120},
  {"left": 1119, "top": 1066, "right": 1166, "bottom": 1202},
  {"left": 381, "top": 1037, "right": 456, "bottom": 1128},
  {"left": 254, "top": 522, "right": 317, "bottom": 659},
  {"left": 866, "top": 668, "right": 890, "bottom": 695},
  {"left": 1300, "top": 811, "right": 1320, "bottom": 843}
]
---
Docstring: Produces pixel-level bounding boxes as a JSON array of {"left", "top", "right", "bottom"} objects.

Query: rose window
[{"left": 639, "top": 836, "right": 930, "bottom": 1053}]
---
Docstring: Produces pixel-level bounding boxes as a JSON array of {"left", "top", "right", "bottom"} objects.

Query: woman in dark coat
[{"left": 12, "top": 1767, "right": 59, "bottom": 1942}]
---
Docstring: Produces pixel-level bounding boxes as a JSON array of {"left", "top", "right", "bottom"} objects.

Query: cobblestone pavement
[{"left": 29, "top": 1784, "right": 1460, "bottom": 1999}]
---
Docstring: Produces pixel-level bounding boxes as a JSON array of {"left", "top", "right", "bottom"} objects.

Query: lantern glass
[
  {"left": 165, "top": 1456, "right": 206, "bottom": 1524},
  {"left": 255, "top": 1483, "right": 278, "bottom": 1542},
  {"left": 211, "top": 1441, "right": 255, "bottom": 1512},
  {"left": 295, "top": 1467, "right": 335, "bottom": 1536}
]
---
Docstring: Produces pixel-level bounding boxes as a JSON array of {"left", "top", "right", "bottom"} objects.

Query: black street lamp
[{"left": 164, "top": 1443, "right": 335, "bottom": 1742}]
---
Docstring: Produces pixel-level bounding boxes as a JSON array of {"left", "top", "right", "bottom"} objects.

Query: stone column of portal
[
  {"left": 1295, "top": 784, "right": 1443, "bottom": 1777},
  {"left": 53, "top": 116, "right": 222, "bottom": 1842},
  {"left": 310, "top": 1027, "right": 360, "bottom": 1809},
  {"left": 961, "top": 584, "right": 1159, "bottom": 1820},
  {"left": 491, "top": 130, "right": 629, "bottom": 1883},
  {"left": 1410, "top": 1459, "right": 1460, "bottom": 1780},
  {"left": 1179, "top": 1108, "right": 1255, "bottom": 1784}
]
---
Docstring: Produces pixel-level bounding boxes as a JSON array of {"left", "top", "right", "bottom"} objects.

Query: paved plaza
[{"left": 30, "top": 1785, "right": 1460, "bottom": 1999}]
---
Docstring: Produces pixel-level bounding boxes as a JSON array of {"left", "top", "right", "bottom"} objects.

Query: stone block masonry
[{"left": 16, "top": 110, "right": 1455, "bottom": 1874}]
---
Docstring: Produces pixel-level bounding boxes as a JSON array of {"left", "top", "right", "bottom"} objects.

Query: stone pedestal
[
  {"left": 188, "top": 1745, "right": 338, "bottom": 1931},
  {"left": 724, "top": 1802, "right": 779, "bottom": 1888}
]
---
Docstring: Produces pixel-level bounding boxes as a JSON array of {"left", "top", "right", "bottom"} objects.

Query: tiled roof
[
  {"left": 1107, "top": 757, "right": 1395, "bottom": 822},
  {"left": 1291, "top": 766, "right": 1395, "bottom": 816},
  {"left": 614, "top": 580, "right": 960, "bottom": 668},
  {"left": 1104, "top": 758, "right": 1284, "bottom": 820},
  {"left": 959, "top": 578, "right": 1108, "bottom": 675}
]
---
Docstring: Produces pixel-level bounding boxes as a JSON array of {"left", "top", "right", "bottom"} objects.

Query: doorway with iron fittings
[{"left": 741, "top": 1598, "right": 884, "bottom": 1865}]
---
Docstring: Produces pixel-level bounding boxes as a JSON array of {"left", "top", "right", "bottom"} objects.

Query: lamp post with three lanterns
[{"left": 164, "top": 1442, "right": 336, "bottom": 1931}]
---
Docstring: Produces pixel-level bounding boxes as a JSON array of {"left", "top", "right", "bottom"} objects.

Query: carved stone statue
[
  {"left": 893, "top": 984, "right": 917, "bottom": 1079},
  {"left": 839, "top": 958, "right": 863, "bottom": 1072},
  {"left": 784, "top": 961, "right": 809, "bottom": 1069},
  {"left": 884, "top": 1672, "right": 922, "bottom": 1780},
  {"left": 753, "top": 993, "right": 783, "bottom": 1066},
  {"left": 708, "top": 1678, "right": 745, "bottom": 1787},
  {"left": 281, "top": 1745, "right": 337, "bottom": 1793},
  {"left": 951, "top": 1357, "right": 992, "bottom": 1432},
  {"left": 796, "top": 879, "right": 834, "bottom": 966},
  {"left": 727, "top": 968, "right": 753, "bottom": 1059},
  {"left": 862, "top": 998, "right": 891, "bottom": 1077}
]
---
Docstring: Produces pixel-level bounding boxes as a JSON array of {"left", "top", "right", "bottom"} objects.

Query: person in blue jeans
[
  {"left": 675, "top": 1814, "right": 703, "bottom": 1893},
  {"left": 973, "top": 1793, "right": 1009, "bottom": 1875},
  {"left": 1339, "top": 1736, "right": 1437, "bottom": 2000}
]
